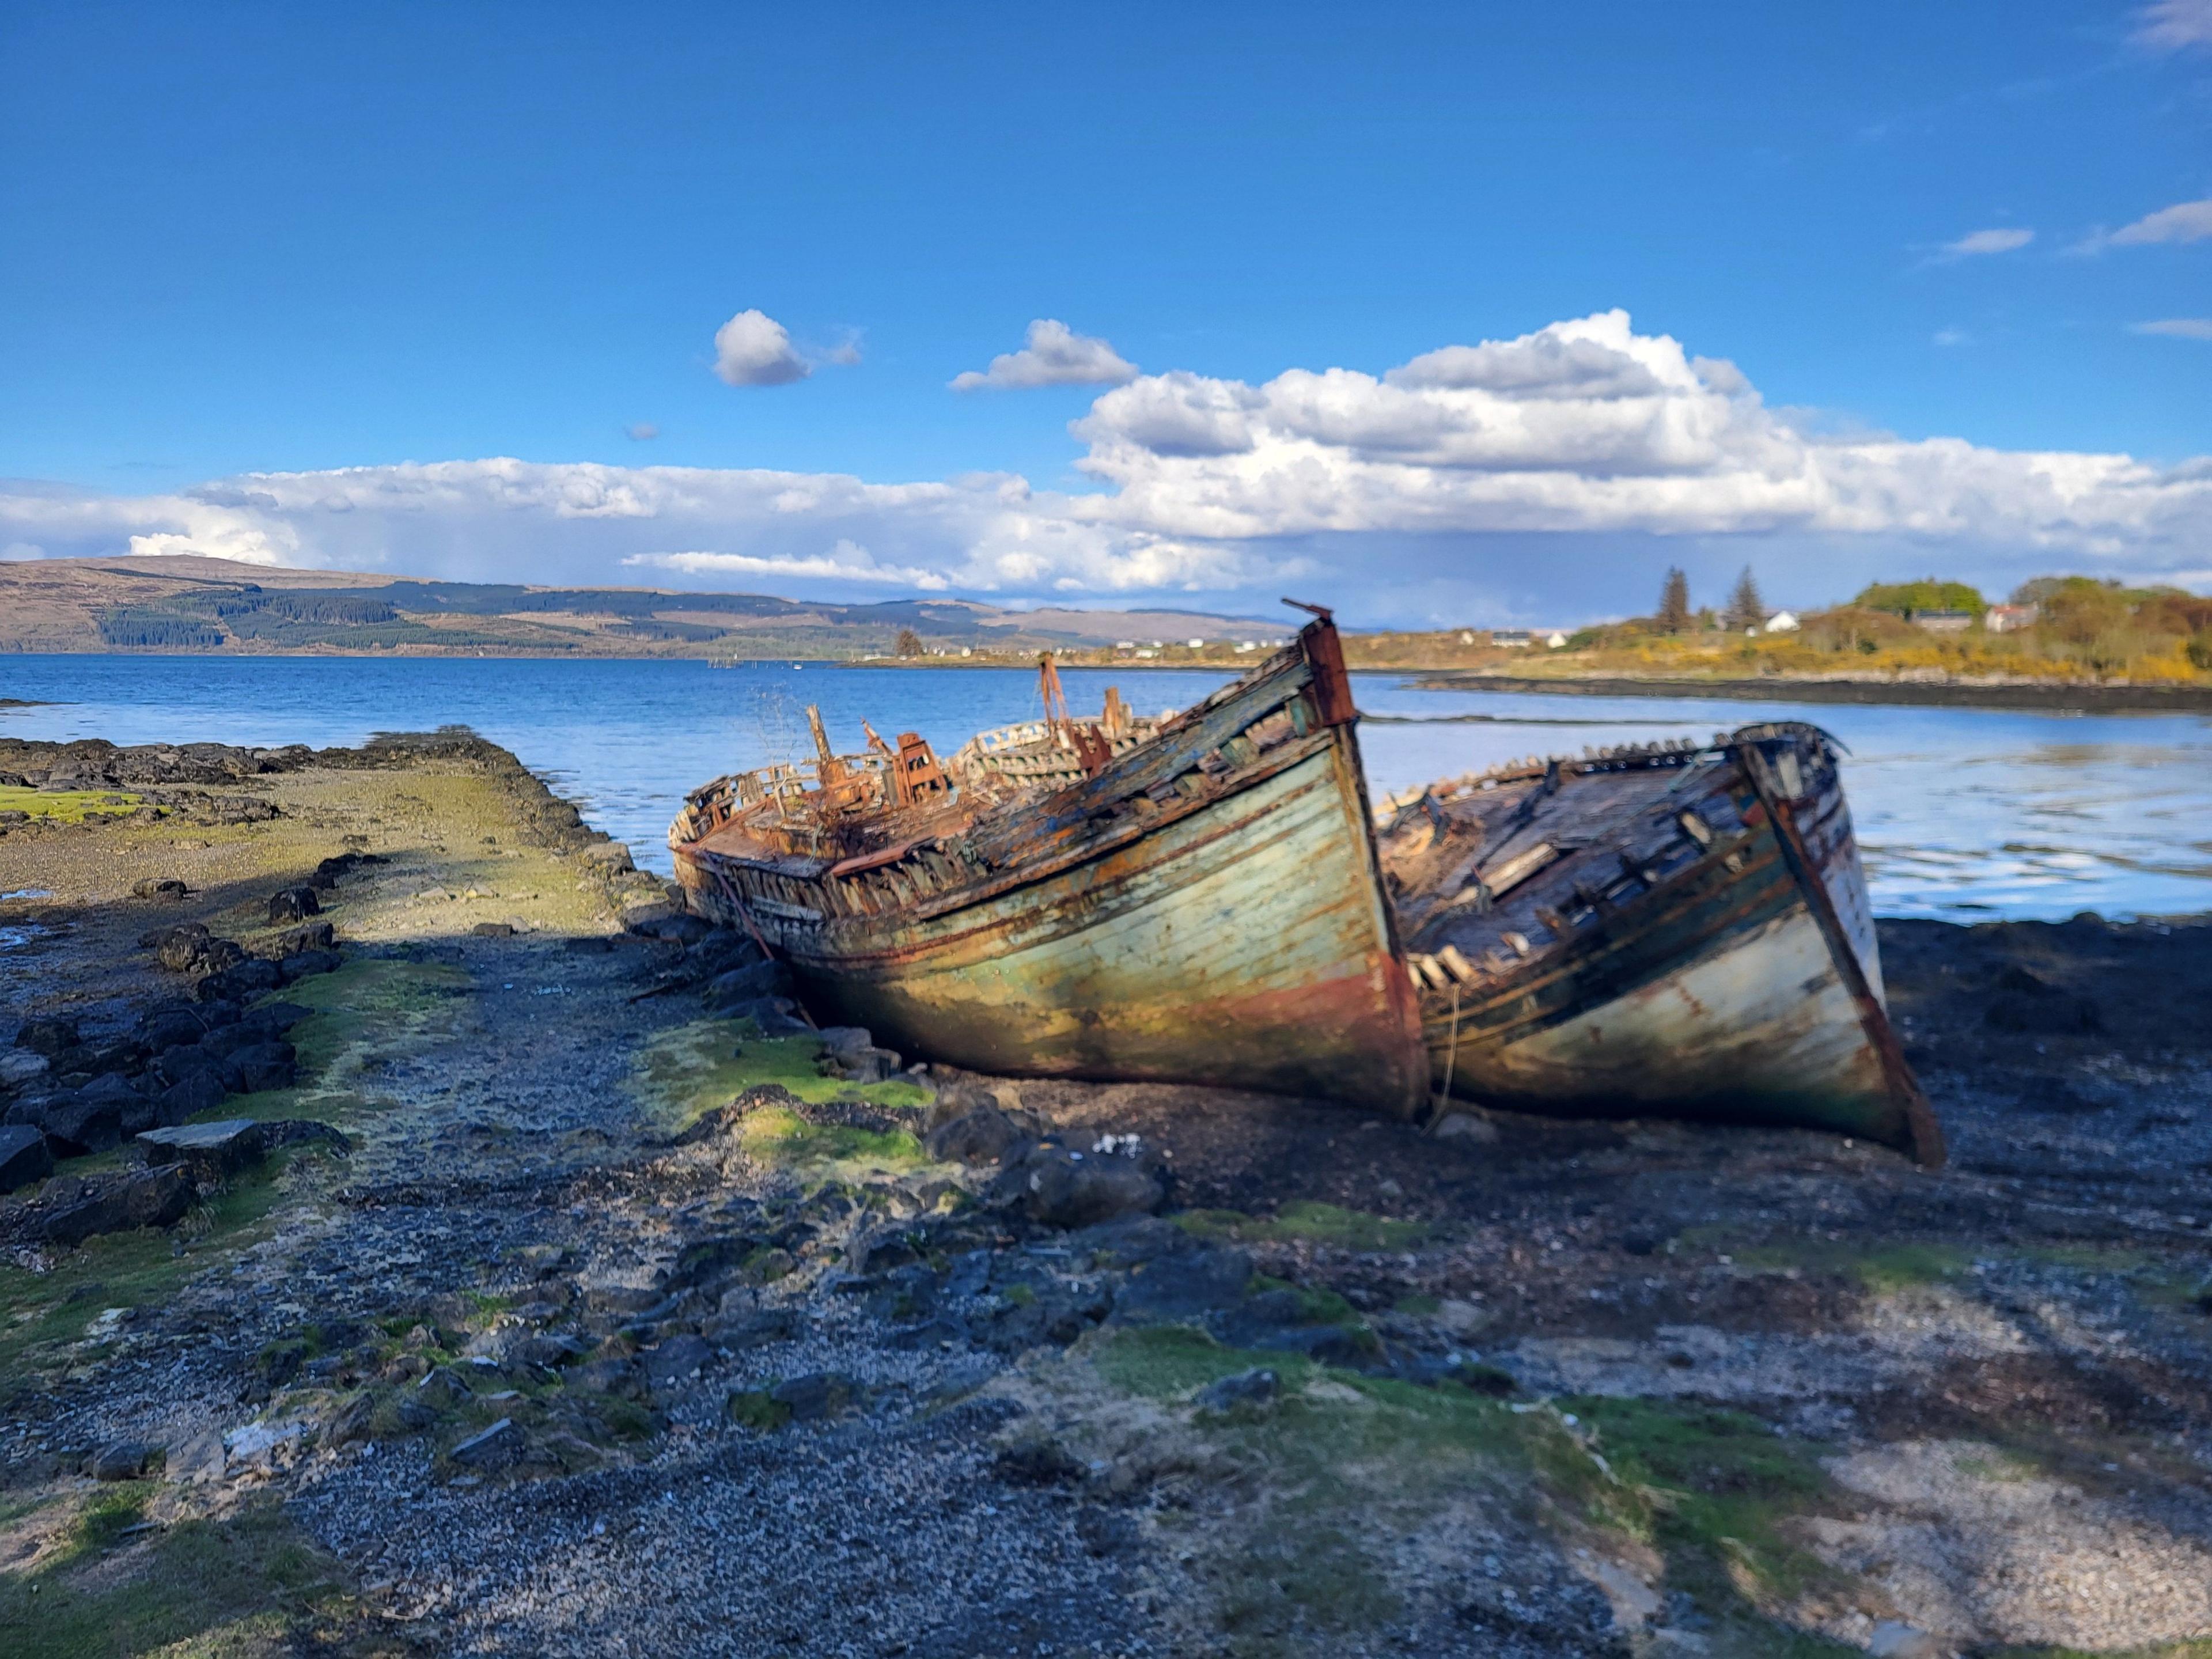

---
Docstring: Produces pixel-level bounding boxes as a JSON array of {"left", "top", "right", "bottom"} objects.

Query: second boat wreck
[
  {"left": 669, "top": 610, "right": 1430, "bottom": 1116},
  {"left": 1379, "top": 723, "right": 1945, "bottom": 1165}
]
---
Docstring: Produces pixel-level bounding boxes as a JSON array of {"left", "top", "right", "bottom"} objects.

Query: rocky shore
[{"left": 2, "top": 733, "right": 2210, "bottom": 1659}]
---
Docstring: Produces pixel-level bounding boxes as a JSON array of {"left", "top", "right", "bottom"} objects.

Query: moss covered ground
[
  {"left": 0, "top": 785, "right": 144, "bottom": 825},
  {"left": 0, "top": 1491, "right": 372, "bottom": 1659}
]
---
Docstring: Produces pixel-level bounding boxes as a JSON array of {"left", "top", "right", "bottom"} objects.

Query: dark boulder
[
  {"left": 275, "top": 921, "right": 335, "bottom": 953},
  {"left": 13, "top": 1017, "right": 79, "bottom": 1058},
  {"left": 768, "top": 1371, "right": 859, "bottom": 1422},
  {"left": 199, "top": 960, "right": 283, "bottom": 1003},
  {"left": 702, "top": 958, "right": 790, "bottom": 1011},
  {"left": 156, "top": 1070, "right": 226, "bottom": 1125},
  {"left": 512, "top": 1333, "right": 589, "bottom": 1370},
  {"left": 130, "top": 877, "right": 190, "bottom": 902},
  {"left": 276, "top": 949, "right": 342, "bottom": 984},
  {"left": 639, "top": 1333, "right": 716, "bottom": 1392},
  {"left": 923, "top": 1105, "right": 1034, "bottom": 1166},
  {"left": 923, "top": 1077, "right": 1004, "bottom": 1130},
  {"left": 40, "top": 1089, "right": 125, "bottom": 1156},
  {"left": 154, "top": 1046, "right": 244, "bottom": 1094},
  {"left": 1111, "top": 1245, "right": 1253, "bottom": 1324},
  {"left": 994, "top": 1434, "right": 1087, "bottom": 1486},
  {"left": 718, "top": 996, "right": 813, "bottom": 1035},
  {"left": 138, "top": 1118, "right": 268, "bottom": 1181},
  {"left": 40, "top": 1165, "right": 194, "bottom": 1245},
  {"left": 89, "top": 1441, "right": 157, "bottom": 1480},
  {"left": 238, "top": 1001, "right": 310, "bottom": 1040},
  {"left": 999, "top": 1146, "right": 1164, "bottom": 1230},
  {"left": 0, "top": 1124, "right": 53, "bottom": 1192},
  {"left": 703, "top": 1307, "right": 799, "bottom": 1350},
  {"left": 571, "top": 1355, "right": 647, "bottom": 1399},
  {"left": 268, "top": 887, "right": 321, "bottom": 923},
  {"left": 312, "top": 850, "right": 388, "bottom": 887},
  {"left": 816, "top": 1026, "right": 900, "bottom": 1083},
  {"left": 450, "top": 1418, "right": 522, "bottom": 1469},
  {"left": 138, "top": 1006, "right": 212, "bottom": 1052},
  {"left": 229, "top": 1043, "right": 297, "bottom": 1094},
  {"left": 1195, "top": 1368, "right": 1279, "bottom": 1415}
]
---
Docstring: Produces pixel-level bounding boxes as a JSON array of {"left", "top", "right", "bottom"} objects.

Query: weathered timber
[
  {"left": 1381, "top": 724, "right": 1945, "bottom": 1162},
  {"left": 671, "top": 620, "right": 1427, "bottom": 1115}
]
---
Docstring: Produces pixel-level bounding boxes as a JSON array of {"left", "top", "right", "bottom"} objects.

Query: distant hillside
[{"left": 0, "top": 556, "right": 1281, "bottom": 658}]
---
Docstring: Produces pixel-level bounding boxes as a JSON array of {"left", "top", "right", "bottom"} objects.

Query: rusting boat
[
  {"left": 1378, "top": 723, "right": 1944, "bottom": 1163},
  {"left": 669, "top": 611, "right": 1429, "bottom": 1115}
]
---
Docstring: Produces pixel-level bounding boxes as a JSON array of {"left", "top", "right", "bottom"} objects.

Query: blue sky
[{"left": 2, "top": 2, "right": 2207, "bottom": 623}]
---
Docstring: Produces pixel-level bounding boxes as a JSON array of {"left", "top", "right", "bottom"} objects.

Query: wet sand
[{"left": 2, "top": 733, "right": 2210, "bottom": 1659}]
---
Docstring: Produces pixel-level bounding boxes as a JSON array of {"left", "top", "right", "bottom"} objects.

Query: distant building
[
  {"left": 1984, "top": 603, "right": 2039, "bottom": 634},
  {"left": 1544, "top": 631, "right": 1568, "bottom": 649},
  {"left": 1909, "top": 609, "right": 1975, "bottom": 634},
  {"left": 1186, "top": 638, "right": 1205, "bottom": 648},
  {"left": 1234, "top": 641, "right": 1257, "bottom": 652},
  {"left": 1491, "top": 629, "right": 1534, "bottom": 647},
  {"left": 1115, "top": 640, "right": 1135, "bottom": 649},
  {"left": 1457, "top": 630, "right": 1475, "bottom": 645},
  {"left": 1763, "top": 611, "right": 1800, "bottom": 633}
]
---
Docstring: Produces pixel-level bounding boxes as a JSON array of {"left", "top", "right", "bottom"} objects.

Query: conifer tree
[
  {"left": 1657, "top": 567, "right": 1691, "bottom": 633},
  {"left": 1725, "top": 566, "right": 1766, "bottom": 632}
]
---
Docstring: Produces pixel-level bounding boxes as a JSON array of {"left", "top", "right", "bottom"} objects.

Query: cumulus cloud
[
  {"left": 5, "top": 312, "right": 2209, "bottom": 617},
  {"left": 2105, "top": 197, "right": 2212, "bottom": 247},
  {"left": 2134, "top": 0, "right": 2212, "bottom": 51},
  {"left": 713, "top": 310, "right": 812, "bottom": 387},
  {"left": 1939, "top": 227, "right": 2033, "bottom": 257},
  {"left": 628, "top": 541, "right": 950, "bottom": 590},
  {"left": 1067, "top": 310, "right": 2212, "bottom": 555},
  {"left": 2133, "top": 318, "right": 2212, "bottom": 339},
  {"left": 950, "top": 320, "right": 1137, "bottom": 391}
]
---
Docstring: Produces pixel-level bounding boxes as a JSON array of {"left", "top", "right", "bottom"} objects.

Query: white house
[
  {"left": 1763, "top": 611, "right": 1800, "bottom": 633},
  {"left": 1545, "top": 631, "right": 1569, "bottom": 649}
]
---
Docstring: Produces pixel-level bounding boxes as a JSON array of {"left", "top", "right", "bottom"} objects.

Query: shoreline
[
  {"left": 5, "top": 726, "right": 2212, "bottom": 1654},
  {"left": 1404, "top": 670, "right": 2212, "bottom": 715}
]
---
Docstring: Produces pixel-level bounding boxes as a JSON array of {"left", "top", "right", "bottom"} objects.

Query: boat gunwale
[{"left": 679, "top": 704, "right": 1338, "bottom": 931}]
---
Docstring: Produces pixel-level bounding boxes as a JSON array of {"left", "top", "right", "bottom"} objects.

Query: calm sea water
[{"left": 3, "top": 654, "right": 2207, "bottom": 922}]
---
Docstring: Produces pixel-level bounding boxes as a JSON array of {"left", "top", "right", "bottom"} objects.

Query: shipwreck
[
  {"left": 671, "top": 615, "right": 1942, "bottom": 1164},
  {"left": 669, "top": 609, "right": 1430, "bottom": 1116},
  {"left": 1380, "top": 723, "right": 1945, "bottom": 1164}
]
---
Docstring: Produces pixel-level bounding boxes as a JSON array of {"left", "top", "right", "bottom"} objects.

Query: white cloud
[
  {"left": 1939, "top": 227, "right": 2033, "bottom": 257},
  {"left": 2133, "top": 317, "right": 2212, "bottom": 339},
  {"left": 1067, "top": 310, "right": 2212, "bottom": 554},
  {"left": 950, "top": 319, "right": 1137, "bottom": 391},
  {"left": 1933, "top": 328, "right": 1971, "bottom": 347},
  {"left": 713, "top": 309, "right": 811, "bottom": 387},
  {"left": 627, "top": 541, "right": 950, "bottom": 590},
  {"left": 626, "top": 422, "right": 660, "bottom": 441},
  {"left": 2107, "top": 197, "right": 2212, "bottom": 247},
  {"left": 2134, "top": 0, "right": 2212, "bottom": 51},
  {"left": 5, "top": 312, "right": 2209, "bottom": 616}
]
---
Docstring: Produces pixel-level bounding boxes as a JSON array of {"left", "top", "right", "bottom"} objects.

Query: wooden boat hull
[
  {"left": 673, "top": 622, "right": 1429, "bottom": 1116},
  {"left": 1400, "top": 727, "right": 1943, "bottom": 1162}
]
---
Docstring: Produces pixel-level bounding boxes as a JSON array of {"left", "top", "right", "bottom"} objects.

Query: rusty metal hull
[
  {"left": 672, "top": 622, "right": 1429, "bottom": 1116},
  {"left": 1397, "top": 727, "right": 1943, "bottom": 1162}
]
